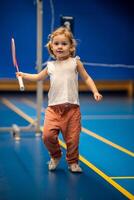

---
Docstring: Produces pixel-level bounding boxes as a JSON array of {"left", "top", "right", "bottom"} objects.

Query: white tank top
[{"left": 47, "top": 56, "right": 80, "bottom": 106}]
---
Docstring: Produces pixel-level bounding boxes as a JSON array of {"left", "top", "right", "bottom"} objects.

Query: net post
[{"left": 36, "top": 0, "right": 43, "bottom": 135}]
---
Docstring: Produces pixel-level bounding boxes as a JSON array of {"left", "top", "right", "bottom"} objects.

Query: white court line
[
  {"left": 82, "top": 114, "right": 134, "bottom": 120},
  {"left": 22, "top": 98, "right": 134, "bottom": 120},
  {"left": 21, "top": 98, "right": 134, "bottom": 156}
]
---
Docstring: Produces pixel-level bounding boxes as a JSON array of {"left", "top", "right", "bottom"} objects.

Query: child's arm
[
  {"left": 16, "top": 67, "right": 48, "bottom": 81},
  {"left": 77, "top": 59, "right": 102, "bottom": 101}
]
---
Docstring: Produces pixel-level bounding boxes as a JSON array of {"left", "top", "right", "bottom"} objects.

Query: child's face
[{"left": 51, "top": 34, "right": 71, "bottom": 60}]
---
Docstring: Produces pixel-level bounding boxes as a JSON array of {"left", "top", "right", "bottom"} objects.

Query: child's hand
[
  {"left": 16, "top": 72, "right": 24, "bottom": 78},
  {"left": 93, "top": 92, "right": 103, "bottom": 101}
]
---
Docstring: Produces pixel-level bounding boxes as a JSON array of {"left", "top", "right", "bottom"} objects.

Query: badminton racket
[{"left": 11, "top": 38, "right": 25, "bottom": 91}]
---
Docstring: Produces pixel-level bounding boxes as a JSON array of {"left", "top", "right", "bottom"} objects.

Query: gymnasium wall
[{"left": 0, "top": 0, "right": 134, "bottom": 81}]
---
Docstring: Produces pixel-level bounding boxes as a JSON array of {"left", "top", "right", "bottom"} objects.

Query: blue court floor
[{"left": 0, "top": 92, "right": 134, "bottom": 200}]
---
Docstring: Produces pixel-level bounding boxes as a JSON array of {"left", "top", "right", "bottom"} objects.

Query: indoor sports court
[{"left": 0, "top": 1, "right": 134, "bottom": 200}]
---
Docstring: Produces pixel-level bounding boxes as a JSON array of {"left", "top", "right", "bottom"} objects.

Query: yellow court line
[
  {"left": 21, "top": 98, "right": 134, "bottom": 157},
  {"left": 111, "top": 176, "right": 134, "bottom": 180},
  {"left": 2, "top": 98, "right": 134, "bottom": 200},
  {"left": 82, "top": 127, "right": 134, "bottom": 157},
  {"left": 56, "top": 138, "right": 134, "bottom": 200}
]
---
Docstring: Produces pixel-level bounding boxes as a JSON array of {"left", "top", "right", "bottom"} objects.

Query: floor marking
[
  {"left": 22, "top": 98, "right": 134, "bottom": 120},
  {"left": 21, "top": 98, "right": 45, "bottom": 113},
  {"left": 2, "top": 98, "right": 134, "bottom": 199},
  {"left": 1, "top": 98, "right": 34, "bottom": 124},
  {"left": 111, "top": 176, "right": 134, "bottom": 180},
  {"left": 82, "top": 127, "right": 134, "bottom": 157},
  {"left": 55, "top": 139, "right": 134, "bottom": 200},
  {"left": 21, "top": 98, "right": 134, "bottom": 157},
  {"left": 82, "top": 114, "right": 134, "bottom": 120}
]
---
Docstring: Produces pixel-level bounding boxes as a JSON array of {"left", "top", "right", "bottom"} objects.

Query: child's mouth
[{"left": 57, "top": 50, "right": 63, "bottom": 54}]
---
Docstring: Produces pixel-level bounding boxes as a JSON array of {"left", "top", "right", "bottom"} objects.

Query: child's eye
[
  {"left": 53, "top": 42, "right": 69, "bottom": 46},
  {"left": 54, "top": 42, "right": 59, "bottom": 45},
  {"left": 62, "top": 42, "right": 68, "bottom": 45}
]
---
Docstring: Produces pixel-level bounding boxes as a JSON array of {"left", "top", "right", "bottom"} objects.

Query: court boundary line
[
  {"left": 21, "top": 99, "right": 134, "bottom": 120},
  {"left": 1, "top": 97, "right": 134, "bottom": 199},
  {"left": 1, "top": 98, "right": 35, "bottom": 124},
  {"left": 82, "top": 127, "right": 134, "bottom": 157},
  {"left": 82, "top": 114, "right": 134, "bottom": 120},
  {"left": 111, "top": 176, "right": 134, "bottom": 180},
  {"left": 56, "top": 140, "right": 134, "bottom": 200}
]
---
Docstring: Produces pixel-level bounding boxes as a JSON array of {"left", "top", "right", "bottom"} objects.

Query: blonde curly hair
[{"left": 46, "top": 26, "right": 77, "bottom": 58}]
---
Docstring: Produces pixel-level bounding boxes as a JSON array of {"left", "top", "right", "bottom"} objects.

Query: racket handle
[{"left": 17, "top": 76, "right": 25, "bottom": 91}]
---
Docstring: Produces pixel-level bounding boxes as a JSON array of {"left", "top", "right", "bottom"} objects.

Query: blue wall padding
[{"left": 0, "top": 0, "right": 134, "bottom": 80}]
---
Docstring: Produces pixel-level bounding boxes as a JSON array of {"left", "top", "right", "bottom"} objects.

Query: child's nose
[{"left": 58, "top": 43, "right": 62, "bottom": 48}]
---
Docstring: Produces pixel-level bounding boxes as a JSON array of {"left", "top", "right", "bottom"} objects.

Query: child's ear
[{"left": 70, "top": 46, "right": 75, "bottom": 52}]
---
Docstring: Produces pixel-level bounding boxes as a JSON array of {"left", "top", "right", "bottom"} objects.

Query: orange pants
[{"left": 43, "top": 103, "right": 81, "bottom": 164}]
